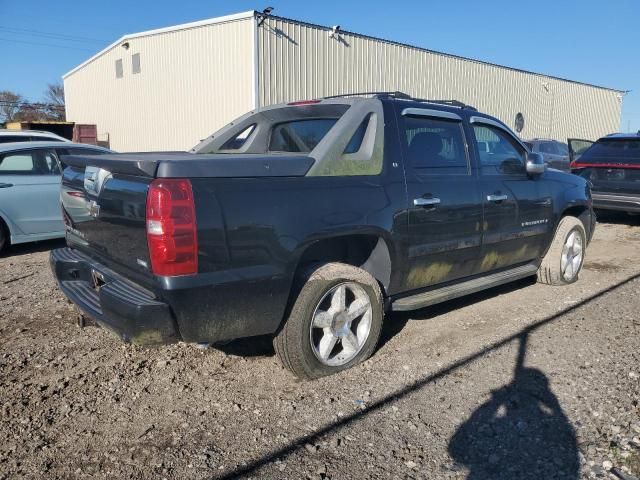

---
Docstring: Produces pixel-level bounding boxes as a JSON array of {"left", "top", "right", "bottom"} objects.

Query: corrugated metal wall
[
  {"left": 258, "top": 17, "right": 622, "bottom": 142},
  {"left": 64, "top": 17, "right": 254, "bottom": 152}
]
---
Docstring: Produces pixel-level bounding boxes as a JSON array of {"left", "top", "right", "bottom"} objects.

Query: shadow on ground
[
  {"left": 214, "top": 273, "right": 640, "bottom": 480},
  {"left": 448, "top": 333, "right": 578, "bottom": 479},
  {"left": 595, "top": 210, "right": 640, "bottom": 227}
]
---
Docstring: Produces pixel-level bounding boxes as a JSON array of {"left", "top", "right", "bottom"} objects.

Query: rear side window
[
  {"left": 0, "top": 136, "right": 30, "bottom": 144},
  {"left": 403, "top": 116, "right": 469, "bottom": 175},
  {"left": 539, "top": 142, "right": 559, "bottom": 154},
  {"left": 579, "top": 139, "right": 640, "bottom": 165},
  {"left": 0, "top": 149, "right": 59, "bottom": 175},
  {"left": 269, "top": 119, "right": 338, "bottom": 153}
]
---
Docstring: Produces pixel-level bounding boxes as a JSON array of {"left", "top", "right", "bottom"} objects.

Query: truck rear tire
[
  {"left": 537, "top": 216, "right": 586, "bottom": 286},
  {"left": 274, "top": 262, "right": 384, "bottom": 380}
]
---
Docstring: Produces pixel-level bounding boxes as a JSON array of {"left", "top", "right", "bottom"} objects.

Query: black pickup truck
[{"left": 51, "top": 93, "right": 595, "bottom": 379}]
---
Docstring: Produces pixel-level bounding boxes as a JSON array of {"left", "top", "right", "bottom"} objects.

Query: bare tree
[
  {"left": 43, "top": 83, "right": 65, "bottom": 121},
  {"left": 0, "top": 90, "right": 24, "bottom": 123},
  {"left": 15, "top": 103, "right": 48, "bottom": 122}
]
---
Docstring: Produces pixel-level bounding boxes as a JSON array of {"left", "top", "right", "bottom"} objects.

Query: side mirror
[{"left": 526, "top": 152, "right": 545, "bottom": 176}]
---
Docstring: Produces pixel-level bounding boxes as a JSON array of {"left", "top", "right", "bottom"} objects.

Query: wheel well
[
  {"left": 561, "top": 206, "right": 591, "bottom": 234},
  {"left": 295, "top": 235, "right": 392, "bottom": 293},
  {"left": 0, "top": 215, "right": 9, "bottom": 244}
]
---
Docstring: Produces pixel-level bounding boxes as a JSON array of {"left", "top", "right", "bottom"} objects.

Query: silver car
[
  {"left": 0, "top": 129, "right": 70, "bottom": 144},
  {"left": 523, "top": 139, "right": 571, "bottom": 171},
  {"left": 0, "top": 141, "right": 111, "bottom": 253}
]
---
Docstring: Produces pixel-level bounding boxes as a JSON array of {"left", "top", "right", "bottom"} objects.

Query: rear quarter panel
[{"left": 172, "top": 172, "right": 407, "bottom": 342}]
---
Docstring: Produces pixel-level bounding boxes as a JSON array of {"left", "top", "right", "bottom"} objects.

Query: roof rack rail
[
  {"left": 323, "top": 91, "right": 477, "bottom": 110},
  {"left": 323, "top": 91, "right": 412, "bottom": 100}
]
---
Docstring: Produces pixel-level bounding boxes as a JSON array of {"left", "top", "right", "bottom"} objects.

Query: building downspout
[{"left": 251, "top": 12, "right": 260, "bottom": 109}]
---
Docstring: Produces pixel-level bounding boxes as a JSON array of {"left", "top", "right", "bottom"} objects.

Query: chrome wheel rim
[
  {"left": 560, "top": 229, "right": 584, "bottom": 281},
  {"left": 310, "top": 282, "right": 373, "bottom": 367}
]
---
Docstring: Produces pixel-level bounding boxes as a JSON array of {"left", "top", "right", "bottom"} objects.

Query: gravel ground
[{"left": 1, "top": 213, "right": 639, "bottom": 480}]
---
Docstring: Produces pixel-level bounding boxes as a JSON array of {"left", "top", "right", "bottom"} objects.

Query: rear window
[
  {"left": 269, "top": 119, "right": 338, "bottom": 153},
  {"left": 539, "top": 142, "right": 558, "bottom": 154},
  {"left": 580, "top": 139, "right": 640, "bottom": 165}
]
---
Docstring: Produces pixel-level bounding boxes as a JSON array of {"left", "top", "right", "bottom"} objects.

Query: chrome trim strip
[
  {"left": 402, "top": 108, "right": 462, "bottom": 121},
  {"left": 414, "top": 197, "right": 441, "bottom": 206},
  {"left": 470, "top": 115, "right": 528, "bottom": 150}
]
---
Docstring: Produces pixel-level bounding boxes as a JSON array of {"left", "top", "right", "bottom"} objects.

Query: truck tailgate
[
  {"left": 59, "top": 151, "right": 314, "bottom": 286},
  {"left": 61, "top": 162, "right": 153, "bottom": 284}
]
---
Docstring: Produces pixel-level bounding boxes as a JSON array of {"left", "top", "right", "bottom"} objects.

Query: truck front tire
[
  {"left": 537, "top": 216, "right": 586, "bottom": 285},
  {"left": 274, "top": 262, "right": 384, "bottom": 380}
]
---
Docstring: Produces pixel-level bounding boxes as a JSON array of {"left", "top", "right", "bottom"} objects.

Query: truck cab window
[
  {"left": 403, "top": 116, "right": 469, "bottom": 175},
  {"left": 473, "top": 125, "right": 526, "bottom": 175}
]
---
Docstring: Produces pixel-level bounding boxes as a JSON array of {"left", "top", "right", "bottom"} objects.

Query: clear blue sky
[{"left": 1, "top": 0, "right": 638, "bottom": 133}]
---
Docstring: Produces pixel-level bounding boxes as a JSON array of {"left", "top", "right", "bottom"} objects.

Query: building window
[
  {"left": 115, "top": 59, "right": 123, "bottom": 78},
  {"left": 132, "top": 53, "right": 141, "bottom": 74}
]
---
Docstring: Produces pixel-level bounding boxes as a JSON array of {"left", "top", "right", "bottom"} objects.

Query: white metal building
[{"left": 63, "top": 10, "right": 624, "bottom": 152}]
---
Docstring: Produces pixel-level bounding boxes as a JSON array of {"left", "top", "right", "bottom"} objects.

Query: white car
[
  {"left": 0, "top": 129, "right": 70, "bottom": 144},
  {"left": 0, "top": 141, "right": 111, "bottom": 253}
]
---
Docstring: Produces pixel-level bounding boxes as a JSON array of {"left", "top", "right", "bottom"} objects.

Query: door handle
[
  {"left": 414, "top": 197, "right": 441, "bottom": 207},
  {"left": 487, "top": 194, "right": 508, "bottom": 202},
  {"left": 0, "top": 183, "right": 13, "bottom": 189}
]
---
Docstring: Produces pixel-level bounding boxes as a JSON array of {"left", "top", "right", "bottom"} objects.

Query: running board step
[{"left": 391, "top": 263, "right": 538, "bottom": 312}]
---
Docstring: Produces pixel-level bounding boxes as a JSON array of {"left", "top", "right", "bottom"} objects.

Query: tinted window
[
  {"left": 220, "top": 124, "right": 256, "bottom": 150},
  {"left": 403, "top": 116, "right": 468, "bottom": 175},
  {"left": 539, "top": 142, "right": 558, "bottom": 154},
  {"left": 344, "top": 116, "right": 369, "bottom": 154},
  {"left": 0, "top": 136, "right": 30, "bottom": 144},
  {"left": 579, "top": 139, "right": 640, "bottom": 165},
  {"left": 269, "top": 119, "right": 338, "bottom": 153},
  {"left": 0, "top": 149, "right": 59, "bottom": 175},
  {"left": 523, "top": 141, "right": 533, "bottom": 151},
  {"left": 473, "top": 125, "right": 526, "bottom": 175}
]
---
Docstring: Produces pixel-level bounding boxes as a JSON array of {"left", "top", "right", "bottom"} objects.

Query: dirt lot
[{"left": 1, "top": 213, "right": 639, "bottom": 480}]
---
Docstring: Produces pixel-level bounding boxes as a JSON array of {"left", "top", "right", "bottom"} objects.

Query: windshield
[{"left": 579, "top": 139, "right": 640, "bottom": 165}]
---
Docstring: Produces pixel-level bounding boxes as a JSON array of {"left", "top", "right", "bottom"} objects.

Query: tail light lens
[{"left": 146, "top": 179, "right": 198, "bottom": 276}]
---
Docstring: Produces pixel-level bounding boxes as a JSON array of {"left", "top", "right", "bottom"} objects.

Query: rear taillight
[{"left": 146, "top": 179, "right": 198, "bottom": 276}]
